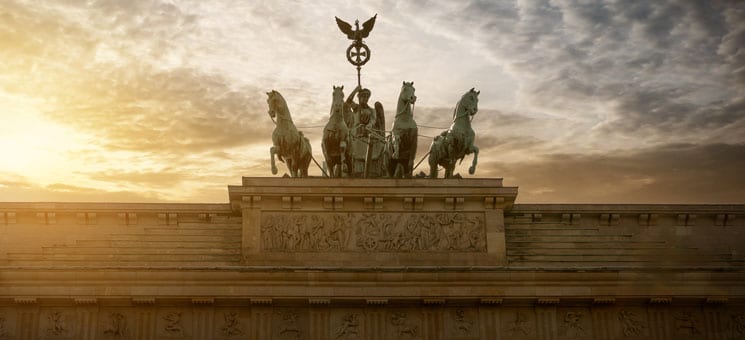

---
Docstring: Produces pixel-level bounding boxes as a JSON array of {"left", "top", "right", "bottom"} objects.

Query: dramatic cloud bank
[{"left": 0, "top": 0, "right": 743, "bottom": 203}]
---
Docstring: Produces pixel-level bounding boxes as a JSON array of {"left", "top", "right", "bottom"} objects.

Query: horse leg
[
  {"left": 468, "top": 145, "right": 479, "bottom": 175},
  {"left": 428, "top": 153, "right": 438, "bottom": 179},
  {"left": 340, "top": 140, "right": 347, "bottom": 178},
  {"left": 270, "top": 146, "right": 278, "bottom": 175},
  {"left": 407, "top": 156, "right": 414, "bottom": 178},
  {"left": 301, "top": 162, "right": 308, "bottom": 177},
  {"left": 287, "top": 158, "right": 296, "bottom": 177},
  {"left": 394, "top": 162, "right": 403, "bottom": 179}
]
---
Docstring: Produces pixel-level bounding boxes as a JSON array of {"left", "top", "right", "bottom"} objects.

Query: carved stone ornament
[
  {"left": 221, "top": 312, "right": 244, "bottom": 336},
  {"left": 277, "top": 310, "right": 301, "bottom": 339},
  {"left": 103, "top": 312, "right": 127, "bottom": 336},
  {"left": 563, "top": 311, "right": 587, "bottom": 337},
  {"left": 334, "top": 313, "right": 360, "bottom": 339},
  {"left": 506, "top": 311, "right": 530, "bottom": 336},
  {"left": 163, "top": 312, "right": 184, "bottom": 337},
  {"left": 674, "top": 311, "right": 700, "bottom": 335},
  {"left": 390, "top": 312, "right": 418, "bottom": 338},
  {"left": 261, "top": 212, "right": 486, "bottom": 252},
  {"left": 47, "top": 311, "right": 68, "bottom": 336},
  {"left": 452, "top": 309, "right": 474, "bottom": 335},
  {"left": 618, "top": 309, "right": 646, "bottom": 337}
]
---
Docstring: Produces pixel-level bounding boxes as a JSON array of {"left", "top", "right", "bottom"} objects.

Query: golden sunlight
[{"left": 0, "top": 100, "right": 88, "bottom": 183}]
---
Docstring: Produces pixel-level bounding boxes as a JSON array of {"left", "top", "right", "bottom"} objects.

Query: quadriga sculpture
[
  {"left": 322, "top": 85, "right": 351, "bottom": 177},
  {"left": 266, "top": 90, "right": 312, "bottom": 177},
  {"left": 428, "top": 88, "right": 480, "bottom": 178},
  {"left": 386, "top": 81, "right": 418, "bottom": 178}
]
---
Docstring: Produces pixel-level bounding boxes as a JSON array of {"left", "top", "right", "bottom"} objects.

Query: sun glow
[{"left": 0, "top": 100, "right": 89, "bottom": 183}]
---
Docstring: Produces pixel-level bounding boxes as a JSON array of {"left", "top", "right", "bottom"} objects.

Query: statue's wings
[
  {"left": 359, "top": 14, "right": 377, "bottom": 39},
  {"left": 374, "top": 101, "right": 385, "bottom": 131},
  {"left": 335, "top": 17, "right": 355, "bottom": 40}
]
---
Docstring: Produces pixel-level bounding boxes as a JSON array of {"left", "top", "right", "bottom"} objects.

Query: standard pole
[{"left": 357, "top": 65, "right": 361, "bottom": 89}]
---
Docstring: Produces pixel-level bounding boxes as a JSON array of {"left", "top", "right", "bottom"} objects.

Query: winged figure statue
[{"left": 335, "top": 14, "right": 377, "bottom": 41}]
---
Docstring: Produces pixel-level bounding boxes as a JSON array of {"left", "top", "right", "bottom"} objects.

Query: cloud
[
  {"left": 481, "top": 143, "right": 745, "bottom": 204},
  {"left": 0, "top": 0, "right": 271, "bottom": 156},
  {"left": 406, "top": 0, "right": 745, "bottom": 147},
  {"left": 0, "top": 173, "right": 164, "bottom": 202},
  {"left": 44, "top": 66, "right": 271, "bottom": 154}
]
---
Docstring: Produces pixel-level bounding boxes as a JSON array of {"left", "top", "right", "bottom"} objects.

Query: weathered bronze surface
[
  {"left": 429, "top": 88, "right": 480, "bottom": 178},
  {"left": 267, "top": 90, "right": 312, "bottom": 177}
]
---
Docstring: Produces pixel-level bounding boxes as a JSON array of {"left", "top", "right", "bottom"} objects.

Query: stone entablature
[{"left": 1, "top": 178, "right": 745, "bottom": 338}]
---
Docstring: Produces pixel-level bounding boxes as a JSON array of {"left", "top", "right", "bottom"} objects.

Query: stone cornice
[
  {"left": 0, "top": 202, "right": 231, "bottom": 212},
  {"left": 512, "top": 203, "right": 745, "bottom": 213},
  {"left": 229, "top": 177, "right": 518, "bottom": 211}
]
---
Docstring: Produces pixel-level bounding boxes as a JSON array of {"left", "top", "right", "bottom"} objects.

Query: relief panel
[
  {"left": 386, "top": 310, "right": 422, "bottom": 340},
  {"left": 500, "top": 308, "right": 536, "bottom": 340},
  {"left": 445, "top": 308, "right": 479, "bottom": 340},
  {"left": 39, "top": 309, "right": 78, "bottom": 340},
  {"left": 672, "top": 308, "right": 705, "bottom": 339},
  {"left": 98, "top": 308, "right": 134, "bottom": 340},
  {"left": 213, "top": 309, "right": 250, "bottom": 339},
  {"left": 558, "top": 307, "right": 593, "bottom": 339},
  {"left": 261, "top": 212, "right": 486, "bottom": 252},
  {"left": 272, "top": 309, "right": 307, "bottom": 340},
  {"left": 156, "top": 309, "right": 192, "bottom": 339},
  {"left": 331, "top": 309, "right": 364, "bottom": 340},
  {"left": 614, "top": 307, "right": 651, "bottom": 339}
]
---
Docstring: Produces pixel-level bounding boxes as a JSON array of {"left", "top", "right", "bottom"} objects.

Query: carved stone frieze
[
  {"left": 47, "top": 311, "right": 68, "bottom": 336},
  {"left": 162, "top": 311, "right": 185, "bottom": 337},
  {"left": 450, "top": 308, "right": 475, "bottom": 336},
  {"left": 502, "top": 310, "right": 534, "bottom": 339},
  {"left": 274, "top": 309, "right": 302, "bottom": 340},
  {"left": 261, "top": 212, "right": 486, "bottom": 252},
  {"left": 334, "top": 313, "right": 360, "bottom": 339},
  {"left": 618, "top": 309, "right": 646, "bottom": 337},
  {"left": 103, "top": 312, "right": 128, "bottom": 337},
  {"left": 389, "top": 311, "right": 419, "bottom": 338},
  {"left": 673, "top": 311, "right": 701, "bottom": 336},
  {"left": 221, "top": 312, "right": 244, "bottom": 336},
  {"left": 559, "top": 309, "right": 591, "bottom": 339}
]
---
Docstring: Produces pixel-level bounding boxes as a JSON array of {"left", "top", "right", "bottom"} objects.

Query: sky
[{"left": 0, "top": 0, "right": 744, "bottom": 204}]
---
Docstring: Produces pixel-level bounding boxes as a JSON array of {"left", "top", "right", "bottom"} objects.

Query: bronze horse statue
[
  {"left": 428, "top": 88, "right": 480, "bottom": 178},
  {"left": 322, "top": 85, "right": 351, "bottom": 177},
  {"left": 267, "top": 90, "right": 312, "bottom": 177},
  {"left": 386, "top": 81, "right": 418, "bottom": 178}
]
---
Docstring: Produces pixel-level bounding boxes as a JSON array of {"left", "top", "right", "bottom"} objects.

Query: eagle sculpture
[{"left": 335, "top": 14, "right": 377, "bottom": 41}]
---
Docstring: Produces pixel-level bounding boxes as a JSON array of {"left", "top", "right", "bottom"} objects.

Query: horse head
[
  {"left": 455, "top": 88, "right": 479, "bottom": 120},
  {"left": 399, "top": 81, "right": 417, "bottom": 105},
  {"left": 331, "top": 85, "right": 345, "bottom": 117},
  {"left": 266, "top": 90, "right": 290, "bottom": 123}
]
